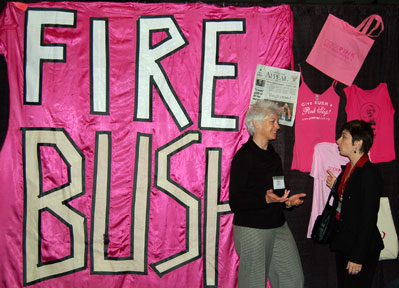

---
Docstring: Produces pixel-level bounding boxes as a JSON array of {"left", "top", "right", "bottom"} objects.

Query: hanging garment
[
  {"left": 307, "top": 142, "right": 348, "bottom": 238},
  {"left": 291, "top": 72, "right": 340, "bottom": 172},
  {"left": 344, "top": 83, "right": 395, "bottom": 163}
]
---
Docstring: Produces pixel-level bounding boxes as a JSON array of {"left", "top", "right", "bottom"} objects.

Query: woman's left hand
[
  {"left": 265, "top": 189, "right": 290, "bottom": 204},
  {"left": 347, "top": 261, "right": 362, "bottom": 275},
  {"left": 285, "top": 193, "right": 306, "bottom": 207}
]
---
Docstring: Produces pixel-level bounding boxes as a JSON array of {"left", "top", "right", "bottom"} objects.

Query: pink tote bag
[{"left": 306, "top": 14, "right": 384, "bottom": 86}]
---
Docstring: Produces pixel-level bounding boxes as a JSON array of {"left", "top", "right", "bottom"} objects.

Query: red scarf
[{"left": 336, "top": 153, "right": 369, "bottom": 220}]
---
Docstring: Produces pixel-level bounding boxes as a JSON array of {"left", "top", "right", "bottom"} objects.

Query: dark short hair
[{"left": 340, "top": 120, "right": 374, "bottom": 153}]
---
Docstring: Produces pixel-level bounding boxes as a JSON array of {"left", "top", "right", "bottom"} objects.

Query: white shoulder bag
[{"left": 378, "top": 197, "right": 399, "bottom": 260}]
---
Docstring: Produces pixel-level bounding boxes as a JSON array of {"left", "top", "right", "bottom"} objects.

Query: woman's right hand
[{"left": 265, "top": 189, "right": 290, "bottom": 204}]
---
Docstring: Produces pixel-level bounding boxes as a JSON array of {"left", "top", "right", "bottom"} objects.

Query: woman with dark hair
[
  {"left": 229, "top": 99, "right": 306, "bottom": 288},
  {"left": 326, "top": 120, "right": 384, "bottom": 288}
]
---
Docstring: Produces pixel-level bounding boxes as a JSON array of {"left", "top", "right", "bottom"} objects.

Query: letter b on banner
[{"left": 22, "top": 128, "right": 86, "bottom": 285}]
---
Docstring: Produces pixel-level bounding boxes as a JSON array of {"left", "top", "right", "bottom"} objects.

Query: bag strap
[{"left": 356, "top": 15, "right": 384, "bottom": 38}]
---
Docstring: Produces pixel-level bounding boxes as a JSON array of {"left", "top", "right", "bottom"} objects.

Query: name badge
[
  {"left": 273, "top": 176, "right": 285, "bottom": 190},
  {"left": 336, "top": 198, "right": 342, "bottom": 214}
]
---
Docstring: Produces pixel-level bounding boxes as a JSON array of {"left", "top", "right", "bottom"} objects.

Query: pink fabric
[
  {"left": 306, "top": 14, "right": 384, "bottom": 86},
  {"left": 307, "top": 142, "right": 349, "bottom": 238},
  {"left": 291, "top": 73, "right": 340, "bottom": 172},
  {"left": 345, "top": 83, "right": 395, "bottom": 163},
  {"left": 0, "top": 2, "right": 293, "bottom": 287}
]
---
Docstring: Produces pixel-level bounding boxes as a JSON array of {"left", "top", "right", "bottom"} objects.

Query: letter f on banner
[
  {"left": 24, "top": 8, "right": 76, "bottom": 105},
  {"left": 22, "top": 128, "right": 86, "bottom": 285}
]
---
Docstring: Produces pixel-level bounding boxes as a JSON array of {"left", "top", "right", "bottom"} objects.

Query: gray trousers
[{"left": 233, "top": 223, "right": 304, "bottom": 288}]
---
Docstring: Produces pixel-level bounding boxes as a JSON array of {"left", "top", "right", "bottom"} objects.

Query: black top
[
  {"left": 229, "top": 137, "right": 286, "bottom": 229},
  {"left": 330, "top": 160, "right": 384, "bottom": 263}
]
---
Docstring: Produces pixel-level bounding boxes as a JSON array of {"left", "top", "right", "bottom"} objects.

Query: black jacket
[{"left": 330, "top": 160, "right": 384, "bottom": 264}]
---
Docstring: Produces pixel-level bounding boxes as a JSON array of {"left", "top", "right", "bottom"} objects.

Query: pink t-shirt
[
  {"left": 291, "top": 74, "right": 340, "bottom": 172},
  {"left": 307, "top": 142, "right": 349, "bottom": 238},
  {"left": 345, "top": 83, "right": 396, "bottom": 163}
]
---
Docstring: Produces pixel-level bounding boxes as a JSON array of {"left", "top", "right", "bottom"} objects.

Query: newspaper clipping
[{"left": 250, "top": 64, "right": 300, "bottom": 127}]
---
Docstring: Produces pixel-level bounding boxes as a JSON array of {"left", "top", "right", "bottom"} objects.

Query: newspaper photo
[{"left": 250, "top": 64, "right": 300, "bottom": 127}]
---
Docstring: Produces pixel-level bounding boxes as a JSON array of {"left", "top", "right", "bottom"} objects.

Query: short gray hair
[{"left": 245, "top": 99, "right": 280, "bottom": 136}]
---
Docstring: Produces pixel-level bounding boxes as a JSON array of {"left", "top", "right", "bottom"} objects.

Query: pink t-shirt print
[
  {"left": 291, "top": 73, "right": 340, "bottom": 172},
  {"left": 345, "top": 83, "right": 396, "bottom": 163}
]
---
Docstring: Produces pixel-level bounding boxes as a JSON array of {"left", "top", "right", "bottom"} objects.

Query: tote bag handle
[{"left": 356, "top": 14, "right": 384, "bottom": 38}]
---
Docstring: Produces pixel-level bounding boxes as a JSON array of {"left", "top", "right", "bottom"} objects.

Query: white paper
[
  {"left": 273, "top": 176, "right": 286, "bottom": 190},
  {"left": 250, "top": 64, "right": 300, "bottom": 127}
]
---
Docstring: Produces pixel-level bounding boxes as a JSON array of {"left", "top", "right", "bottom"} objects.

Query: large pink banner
[{"left": 0, "top": 1, "right": 292, "bottom": 287}]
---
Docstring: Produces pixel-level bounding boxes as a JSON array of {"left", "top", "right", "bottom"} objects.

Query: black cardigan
[
  {"left": 330, "top": 160, "right": 384, "bottom": 264},
  {"left": 229, "top": 137, "right": 285, "bottom": 229}
]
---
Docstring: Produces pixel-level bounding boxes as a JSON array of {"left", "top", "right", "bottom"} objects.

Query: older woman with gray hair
[{"left": 229, "top": 99, "right": 306, "bottom": 288}]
